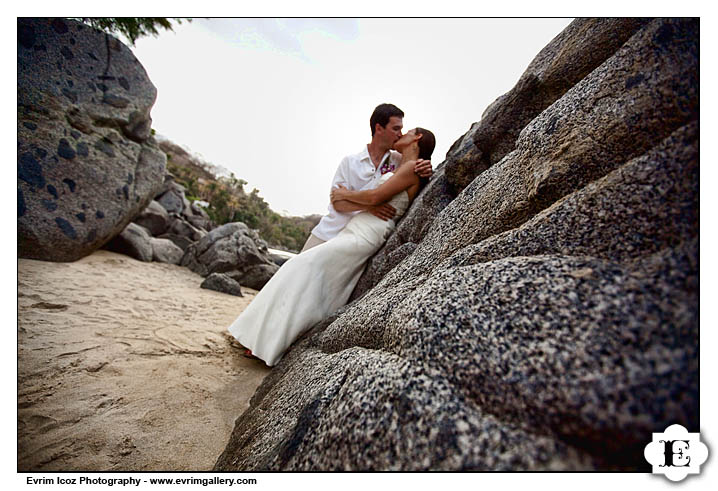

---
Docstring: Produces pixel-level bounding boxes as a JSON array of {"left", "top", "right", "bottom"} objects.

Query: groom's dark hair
[{"left": 370, "top": 103, "right": 404, "bottom": 136}]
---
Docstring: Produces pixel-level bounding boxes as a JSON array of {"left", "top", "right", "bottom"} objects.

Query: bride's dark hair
[
  {"left": 415, "top": 128, "right": 436, "bottom": 191},
  {"left": 416, "top": 128, "right": 436, "bottom": 160}
]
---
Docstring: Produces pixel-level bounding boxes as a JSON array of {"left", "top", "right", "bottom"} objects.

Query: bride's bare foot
[{"left": 242, "top": 349, "right": 260, "bottom": 360}]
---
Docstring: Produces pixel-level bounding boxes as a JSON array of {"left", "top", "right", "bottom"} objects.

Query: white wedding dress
[{"left": 228, "top": 173, "right": 410, "bottom": 366}]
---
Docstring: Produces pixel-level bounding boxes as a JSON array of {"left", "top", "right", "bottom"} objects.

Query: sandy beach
[{"left": 17, "top": 250, "right": 271, "bottom": 471}]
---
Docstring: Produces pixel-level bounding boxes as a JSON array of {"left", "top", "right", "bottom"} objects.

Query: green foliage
[
  {"left": 77, "top": 18, "right": 191, "bottom": 45},
  {"left": 166, "top": 156, "right": 316, "bottom": 253}
]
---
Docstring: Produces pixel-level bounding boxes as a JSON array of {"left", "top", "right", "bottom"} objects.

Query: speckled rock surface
[
  {"left": 216, "top": 347, "right": 601, "bottom": 471},
  {"left": 18, "top": 18, "right": 166, "bottom": 262},
  {"left": 216, "top": 18, "right": 698, "bottom": 471},
  {"left": 444, "top": 17, "right": 649, "bottom": 193}
]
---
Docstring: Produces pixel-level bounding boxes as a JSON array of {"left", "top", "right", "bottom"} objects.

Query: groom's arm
[{"left": 333, "top": 199, "right": 396, "bottom": 221}]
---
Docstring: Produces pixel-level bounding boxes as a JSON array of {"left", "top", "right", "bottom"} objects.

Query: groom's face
[{"left": 379, "top": 116, "right": 403, "bottom": 149}]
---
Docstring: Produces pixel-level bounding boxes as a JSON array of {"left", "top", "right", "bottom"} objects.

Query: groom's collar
[
  {"left": 359, "top": 145, "right": 371, "bottom": 162},
  {"left": 360, "top": 145, "right": 391, "bottom": 167}
]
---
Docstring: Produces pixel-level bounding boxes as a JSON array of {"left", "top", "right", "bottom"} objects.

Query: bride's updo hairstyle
[{"left": 416, "top": 128, "right": 436, "bottom": 160}]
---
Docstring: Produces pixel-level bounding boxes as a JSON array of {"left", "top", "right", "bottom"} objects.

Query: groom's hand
[
  {"left": 368, "top": 203, "right": 396, "bottom": 221},
  {"left": 414, "top": 159, "right": 433, "bottom": 179}
]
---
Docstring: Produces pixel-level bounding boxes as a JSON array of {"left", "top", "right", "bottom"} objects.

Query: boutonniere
[{"left": 379, "top": 154, "right": 394, "bottom": 175}]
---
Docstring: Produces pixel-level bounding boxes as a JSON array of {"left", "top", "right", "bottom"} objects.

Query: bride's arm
[
  {"left": 331, "top": 161, "right": 420, "bottom": 206},
  {"left": 333, "top": 199, "right": 369, "bottom": 212}
]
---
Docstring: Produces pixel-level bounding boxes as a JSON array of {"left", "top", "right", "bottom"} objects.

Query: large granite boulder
[
  {"left": 181, "top": 222, "right": 276, "bottom": 281},
  {"left": 18, "top": 18, "right": 166, "bottom": 262},
  {"left": 351, "top": 16, "right": 693, "bottom": 300},
  {"left": 444, "top": 17, "right": 650, "bottom": 193},
  {"left": 216, "top": 18, "right": 698, "bottom": 471}
]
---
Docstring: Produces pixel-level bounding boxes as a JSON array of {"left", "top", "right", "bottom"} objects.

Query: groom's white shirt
[{"left": 311, "top": 145, "right": 401, "bottom": 242}]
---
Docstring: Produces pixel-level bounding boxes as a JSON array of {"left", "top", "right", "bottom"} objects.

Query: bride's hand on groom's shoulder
[{"left": 413, "top": 159, "right": 433, "bottom": 179}]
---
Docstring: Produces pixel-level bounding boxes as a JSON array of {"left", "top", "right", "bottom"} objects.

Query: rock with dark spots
[
  {"left": 57, "top": 138, "right": 76, "bottom": 159},
  {"left": 95, "top": 210, "right": 104, "bottom": 219},
  {"left": 42, "top": 200, "right": 57, "bottom": 212},
  {"left": 18, "top": 18, "right": 165, "bottom": 262},
  {"left": 103, "top": 222, "right": 153, "bottom": 262},
  {"left": 132, "top": 200, "right": 170, "bottom": 236},
  {"left": 200, "top": 273, "right": 244, "bottom": 297},
  {"left": 46, "top": 185, "right": 58, "bottom": 199},
  {"left": 181, "top": 222, "right": 276, "bottom": 278},
  {"left": 18, "top": 152, "right": 45, "bottom": 190},
  {"left": 61, "top": 88, "right": 77, "bottom": 103},
  {"left": 60, "top": 46, "right": 73, "bottom": 60},
  {"left": 94, "top": 138, "right": 116, "bottom": 157},
  {"left": 18, "top": 188, "right": 26, "bottom": 217},
  {"left": 76, "top": 142, "right": 89, "bottom": 157},
  {"left": 18, "top": 23, "right": 35, "bottom": 49},
  {"left": 54, "top": 217, "right": 77, "bottom": 240},
  {"left": 216, "top": 18, "right": 698, "bottom": 472},
  {"left": 150, "top": 237, "right": 184, "bottom": 265},
  {"left": 51, "top": 18, "right": 68, "bottom": 34}
]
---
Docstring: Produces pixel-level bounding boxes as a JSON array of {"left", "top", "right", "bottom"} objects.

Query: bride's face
[{"left": 393, "top": 129, "right": 418, "bottom": 153}]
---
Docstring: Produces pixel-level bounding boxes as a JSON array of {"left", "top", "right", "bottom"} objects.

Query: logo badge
[{"left": 644, "top": 424, "right": 708, "bottom": 482}]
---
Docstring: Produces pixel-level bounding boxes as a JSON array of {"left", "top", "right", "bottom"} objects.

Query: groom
[{"left": 301, "top": 103, "right": 433, "bottom": 252}]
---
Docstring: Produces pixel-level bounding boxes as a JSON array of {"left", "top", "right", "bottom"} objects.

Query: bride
[{"left": 228, "top": 127, "right": 436, "bottom": 366}]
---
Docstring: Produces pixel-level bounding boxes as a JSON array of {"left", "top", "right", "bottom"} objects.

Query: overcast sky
[{"left": 130, "top": 18, "right": 573, "bottom": 216}]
